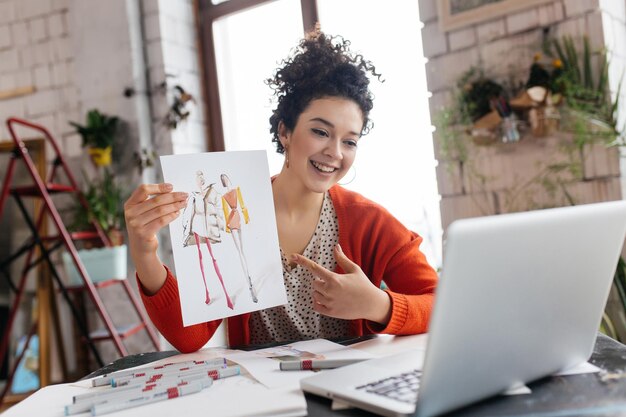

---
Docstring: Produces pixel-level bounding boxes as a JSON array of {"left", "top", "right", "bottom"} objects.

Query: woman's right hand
[
  {"left": 124, "top": 183, "right": 188, "bottom": 255},
  {"left": 124, "top": 183, "right": 188, "bottom": 294}
]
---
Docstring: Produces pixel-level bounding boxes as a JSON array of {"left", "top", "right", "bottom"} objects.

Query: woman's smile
[{"left": 310, "top": 160, "right": 338, "bottom": 174}]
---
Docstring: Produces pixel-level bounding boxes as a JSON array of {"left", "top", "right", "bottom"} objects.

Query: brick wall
[
  {"left": 0, "top": 0, "right": 209, "bottom": 377},
  {"left": 599, "top": 0, "right": 626, "bottom": 198},
  {"left": 420, "top": 0, "right": 626, "bottom": 341},
  {"left": 0, "top": 0, "right": 78, "bottom": 151},
  {"left": 420, "top": 0, "right": 624, "bottom": 231}
]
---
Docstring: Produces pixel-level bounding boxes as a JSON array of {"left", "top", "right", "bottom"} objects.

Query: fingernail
[
  {"left": 289, "top": 254, "right": 298, "bottom": 262},
  {"left": 164, "top": 183, "right": 173, "bottom": 191},
  {"left": 336, "top": 244, "right": 343, "bottom": 252}
]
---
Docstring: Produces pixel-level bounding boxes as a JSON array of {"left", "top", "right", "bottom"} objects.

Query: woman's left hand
[{"left": 290, "top": 244, "right": 392, "bottom": 325}]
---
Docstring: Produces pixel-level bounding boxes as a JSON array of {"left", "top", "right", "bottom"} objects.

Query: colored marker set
[{"left": 66, "top": 358, "right": 240, "bottom": 416}]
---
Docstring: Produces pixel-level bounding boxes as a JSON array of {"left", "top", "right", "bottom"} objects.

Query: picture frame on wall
[{"left": 438, "top": 0, "right": 555, "bottom": 32}]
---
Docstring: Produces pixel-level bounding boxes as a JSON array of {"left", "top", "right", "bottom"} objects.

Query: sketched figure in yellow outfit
[
  {"left": 182, "top": 171, "right": 234, "bottom": 309},
  {"left": 221, "top": 174, "right": 258, "bottom": 303}
]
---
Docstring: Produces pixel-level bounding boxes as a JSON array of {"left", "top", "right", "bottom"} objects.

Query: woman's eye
[
  {"left": 312, "top": 128, "right": 328, "bottom": 137},
  {"left": 344, "top": 140, "right": 358, "bottom": 148}
]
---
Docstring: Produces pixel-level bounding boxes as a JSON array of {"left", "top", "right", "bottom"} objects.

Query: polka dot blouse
[{"left": 248, "top": 192, "right": 351, "bottom": 344}]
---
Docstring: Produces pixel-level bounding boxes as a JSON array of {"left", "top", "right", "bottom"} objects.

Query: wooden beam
[
  {"left": 300, "top": 0, "right": 318, "bottom": 34},
  {"left": 0, "top": 86, "right": 36, "bottom": 101},
  {"left": 199, "top": 0, "right": 274, "bottom": 19}
]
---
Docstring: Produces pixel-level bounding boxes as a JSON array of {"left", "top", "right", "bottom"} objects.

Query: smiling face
[{"left": 279, "top": 97, "right": 363, "bottom": 194}]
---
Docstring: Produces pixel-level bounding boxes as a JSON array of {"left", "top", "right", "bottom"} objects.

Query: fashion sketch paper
[{"left": 161, "top": 150, "right": 286, "bottom": 326}]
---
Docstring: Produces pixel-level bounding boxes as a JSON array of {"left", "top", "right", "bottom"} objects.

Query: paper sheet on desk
[
  {"left": 5, "top": 347, "right": 307, "bottom": 417},
  {"left": 226, "top": 338, "right": 374, "bottom": 388},
  {"left": 3, "top": 371, "right": 306, "bottom": 417}
]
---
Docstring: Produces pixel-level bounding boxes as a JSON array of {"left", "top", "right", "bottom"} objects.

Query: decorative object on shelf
[
  {"left": 435, "top": 35, "right": 621, "bottom": 151},
  {"left": 164, "top": 85, "right": 196, "bottom": 129},
  {"left": 133, "top": 147, "right": 158, "bottom": 175},
  {"left": 490, "top": 95, "right": 520, "bottom": 143}
]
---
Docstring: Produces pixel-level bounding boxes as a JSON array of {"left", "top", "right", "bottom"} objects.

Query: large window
[
  {"left": 213, "top": 1, "right": 303, "bottom": 171},
  {"left": 198, "top": 0, "right": 441, "bottom": 266}
]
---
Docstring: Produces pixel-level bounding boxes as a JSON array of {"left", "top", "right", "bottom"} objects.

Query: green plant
[
  {"left": 545, "top": 35, "right": 623, "bottom": 143},
  {"left": 457, "top": 68, "right": 504, "bottom": 122},
  {"left": 69, "top": 109, "right": 119, "bottom": 149},
  {"left": 70, "top": 170, "right": 125, "bottom": 242},
  {"left": 68, "top": 109, "right": 126, "bottom": 244}
]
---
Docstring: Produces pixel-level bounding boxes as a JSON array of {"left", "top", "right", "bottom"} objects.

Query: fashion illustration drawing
[
  {"left": 181, "top": 170, "right": 234, "bottom": 309},
  {"left": 221, "top": 173, "right": 258, "bottom": 303}
]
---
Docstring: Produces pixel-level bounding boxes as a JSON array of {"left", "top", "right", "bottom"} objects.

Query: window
[
  {"left": 198, "top": 0, "right": 441, "bottom": 266},
  {"left": 212, "top": 0, "right": 303, "bottom": 172}
]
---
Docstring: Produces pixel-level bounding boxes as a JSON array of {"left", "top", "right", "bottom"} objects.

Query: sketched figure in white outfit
[
  {"left": 182, "top": 171, "right": 234, "bottom": 309},
  {"left": 221, "top": 174, "right": 258, "bottom": 303}
]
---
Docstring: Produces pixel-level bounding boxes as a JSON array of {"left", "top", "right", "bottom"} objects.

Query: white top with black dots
[{"left": 248, "top": 192, "right": 351, "bottom": 344}]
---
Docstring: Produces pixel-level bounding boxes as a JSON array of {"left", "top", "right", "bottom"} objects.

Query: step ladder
[{"left": 0, "top": 117, "right": 159, "bottom": 402}]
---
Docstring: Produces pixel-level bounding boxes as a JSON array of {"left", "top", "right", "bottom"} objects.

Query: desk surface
[{"left": 86, "top": 334, "right": 626, "bottom": 417}]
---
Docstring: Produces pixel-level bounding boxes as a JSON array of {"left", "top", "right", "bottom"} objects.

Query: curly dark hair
[{"left": 266, "top": 30, "right": 382, "bottom": 154}]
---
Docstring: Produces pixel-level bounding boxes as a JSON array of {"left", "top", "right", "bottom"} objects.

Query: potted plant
[
  {"left": 63, "top": 110, "right": 127, "bottom": 285},
  {"left": 69, "top": 109, "right": 119, "bottom": 167},
  {"left": 69, "top": 169, "right": 126, "bottom": 246}
]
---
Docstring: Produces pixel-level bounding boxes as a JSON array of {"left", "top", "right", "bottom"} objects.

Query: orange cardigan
[{"left": 139, "top": 184, "right": 438, "bottom": 353}]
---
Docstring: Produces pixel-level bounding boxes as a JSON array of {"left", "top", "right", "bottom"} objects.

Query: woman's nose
[{"left": 324, "top": 138, "right": 343, "bottom": 160}]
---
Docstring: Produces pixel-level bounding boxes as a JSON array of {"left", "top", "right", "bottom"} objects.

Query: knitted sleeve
[
  {"left": 331, "top": 186, "right": 438, "bottom": 336},
  {"left": 137, "top": 265, "right": 222, "bottom": 353},
  {"left": 367, "top": 231, "right": 437, "bottom": 335}
]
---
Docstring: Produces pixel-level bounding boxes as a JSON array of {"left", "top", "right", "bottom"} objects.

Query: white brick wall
[
  {"left": 506, "top": 8, "right": 540, "bottom": 34},
  {"left": 599, "top": 0, "right": 626, "bottom": 208},
  {"left": 0, "top": 0, "right": 211, "bottom": 375},
  {"left": 476, "top": 19, "right": 506, "bottom": 43},
  {"left": 421, "top": 21, "right": 448, "bottom": 57},
  {"left": 448, "top": 27, "right": 476, "bottom": 51},
  {"left": 0, "top": 0, "right": 74, "bottom": 142},
  {"left": 563, "top": 0, "right": 600, "bottom": 18},
  {"left": 0, "top": 25, "right": 11, "bottom": 49},
  {"left": 420, "top": 0, "right": 624, "bottom": 232},
  {"left": 146, "top": 0, "right": 207, "bottom": 156}
]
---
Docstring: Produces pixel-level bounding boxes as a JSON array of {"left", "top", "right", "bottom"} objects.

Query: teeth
[{"left": 311, "top": 161, "right": 336, "bottom": 173}]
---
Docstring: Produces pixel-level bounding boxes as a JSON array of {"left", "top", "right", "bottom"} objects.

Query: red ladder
[{"left": 0, "top": 117, "right": 159, "bottom": 402}]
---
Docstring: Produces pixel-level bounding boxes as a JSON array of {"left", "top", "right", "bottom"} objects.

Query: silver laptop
[{"left": 301, "top": 201, "right": 626, "bottom": 417}]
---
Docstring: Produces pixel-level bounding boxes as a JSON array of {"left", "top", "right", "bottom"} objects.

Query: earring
[
  {"left": 284, "top": 147, "right": 289, "bottom": 168},
  {"left": 338, "top": 165, "right": 356, "bottom": 185}
]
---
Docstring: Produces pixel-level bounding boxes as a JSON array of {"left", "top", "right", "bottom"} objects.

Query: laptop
[{"left": 301, "top": 201, "right": 626, "bottom": 417}]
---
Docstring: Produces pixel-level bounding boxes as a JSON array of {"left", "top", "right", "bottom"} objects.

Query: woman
[{"left": 124, "top": 29, "right": 438, "bottom": 353}]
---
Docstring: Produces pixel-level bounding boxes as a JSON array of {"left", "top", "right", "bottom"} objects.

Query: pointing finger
[{"left": 290, "top": 254, "right": 333, "bottom": 280}]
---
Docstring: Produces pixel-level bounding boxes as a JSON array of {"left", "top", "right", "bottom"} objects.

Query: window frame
[{"left": 195, "top": 0, "right": 318, "bottom": 151}]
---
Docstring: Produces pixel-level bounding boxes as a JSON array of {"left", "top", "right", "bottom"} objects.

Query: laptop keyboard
[{"left": 355, "top": 369, "right": 422, "bottom": 404}]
